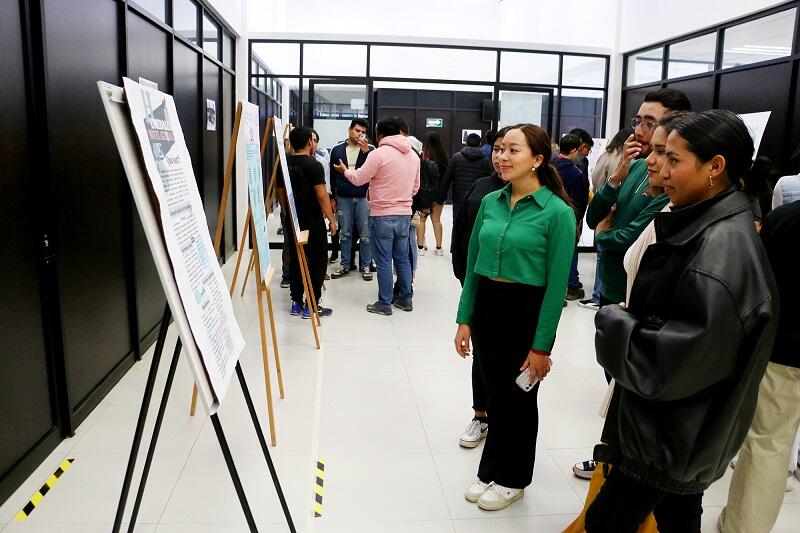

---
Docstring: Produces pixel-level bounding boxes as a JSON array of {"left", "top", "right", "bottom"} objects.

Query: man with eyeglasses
[{"left": 572, "top": 88, "right": 692, "bottom": 481}]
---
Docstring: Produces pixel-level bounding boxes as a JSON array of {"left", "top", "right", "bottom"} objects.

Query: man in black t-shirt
[{"left": 282, "top": 127, "right": 337, "bottom": 319}]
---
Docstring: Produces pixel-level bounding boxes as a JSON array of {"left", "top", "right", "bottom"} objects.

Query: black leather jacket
[{"left": 595, "top": 187, "right": 778, "bottom": 494}]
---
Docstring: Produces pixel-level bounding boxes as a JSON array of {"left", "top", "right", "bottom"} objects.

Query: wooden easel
[
  {"left": 189, "top": 104, "right": 285, "bottom": 448},
  {"left": 234, "top": 118, "right": 322, "bottom": 343}
]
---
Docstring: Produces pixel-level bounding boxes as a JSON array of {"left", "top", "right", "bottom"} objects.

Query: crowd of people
[{"left": 273, "top": 89, "right": 799, "bottom": 531}]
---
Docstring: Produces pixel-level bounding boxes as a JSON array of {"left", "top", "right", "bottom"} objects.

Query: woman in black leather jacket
[{"left": 585, "top": 110, "right": 779, "bottom": 533}]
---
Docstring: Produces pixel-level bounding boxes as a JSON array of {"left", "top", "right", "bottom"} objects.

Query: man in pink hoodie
[{"left": 333, "top": 118, "right": 420, "bottom": 315}]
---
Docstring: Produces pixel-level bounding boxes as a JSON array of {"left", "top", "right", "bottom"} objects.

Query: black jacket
[
  {"left": 760, "top": 199, "right": 798, "bottom": 368},
  {"left": 451, "top": 173, "right": 505, "bottom": 284},
  {"left": 329, "top": 141, "right": 373, "bottom": 197},
  {"left": 437, "top": 147, "right": 492, "bottom": 204},
  {"left": 551, "top": 155, "right": 589, "bottom": 222},
  {"left": 595, "top": 188, "right": 778, "bottom": 494}
]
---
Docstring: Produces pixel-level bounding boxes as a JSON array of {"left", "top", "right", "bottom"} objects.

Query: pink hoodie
[{"left": 343, "top": 135, "right": 420, "bottom": 216}]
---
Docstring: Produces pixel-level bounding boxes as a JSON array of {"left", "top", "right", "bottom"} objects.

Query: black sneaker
[
  {"left": 280, "top": 277, "right": 290, "bottom": 288},
  {"left": 577, "top": 299, "right": 600, "bottom": 311},
  {"left": 331, "top": 266, "right": 350, "bottom": 279},
  {"left": 573, "top": 460, "right": 597, "bottom": 480},
  {"left": 393, "top": 299, "right": 413, "bottom": 312},
  {"left": 366, "top": 302, "right": 392, "bottom": 315},
  {"left": 361, "top": 268, "right": 373, "bottom": 281},
  {"left": 566, "top": 287, "right": 585, "bottom": 301},
  {"left": 329, "top": 253, "right": 338, "bottom": 264},
  {"left": 369, "top": 261, "right": 377, "bottom": 272}
]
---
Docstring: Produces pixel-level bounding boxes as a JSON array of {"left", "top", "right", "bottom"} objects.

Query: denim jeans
[
  {"left": 369, "top": 215, "right": 413, "bottom": 305},
  {"left": 337, "top": 196, "right": 371, "bottom": 271},
  {"left": 592, "top": 244, "right": 604, "bottom": 303},
  {"left": 409, "top": 222, "right": 418, "bottom": 273},
  {"left": 568, "top": 245, "right": 580, "bottom": 289}
]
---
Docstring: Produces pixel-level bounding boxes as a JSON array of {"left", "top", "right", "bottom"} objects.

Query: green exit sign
[{"left": 426, "top": 118, "right": 443, "bottom": 128}]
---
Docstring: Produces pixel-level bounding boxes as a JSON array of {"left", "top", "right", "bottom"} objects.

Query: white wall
[
  {"left": 247, "top": 0, "right": 616, "bottom": 53},
  {"left": 617, "top": 0, "right": 786, "bottom": 52},
  {"left": 206, "top": 0, "right": 245, "bottom": 35}
]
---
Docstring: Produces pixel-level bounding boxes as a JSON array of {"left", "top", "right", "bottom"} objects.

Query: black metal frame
[
  {"left": 112, "top": 308, "right": 296, "bottom": 533},
  {"left": 621, "top": 0, "right": 800, "bottom": 127},
  {"left": 248, "top": 39, "right": 611, "bottom": 138}
]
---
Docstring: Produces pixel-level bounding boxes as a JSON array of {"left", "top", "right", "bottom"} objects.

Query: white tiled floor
[{"left": 1, "top": 207, "right": 799, "bottom": 532}]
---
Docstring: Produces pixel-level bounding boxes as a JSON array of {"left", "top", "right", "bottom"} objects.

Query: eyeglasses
[{"left": 630, "top": 117, "right": 657, "bottom": 131}]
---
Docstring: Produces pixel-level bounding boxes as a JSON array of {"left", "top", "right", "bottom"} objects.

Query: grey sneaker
[
  {"left": 393, "top": 299, "right": 413, "bottom": 312},
  {"left": 331, "top": 266, "right": 350, "bottom": 279},
  {"left": 459, "top": 418, "right": 488, "bottom": 448},
  {"left": 361, "top": 268, "right": 373, "bottom": 281},
  {"left": 366, "top": 302, "right": 393, "bottom": 315}
]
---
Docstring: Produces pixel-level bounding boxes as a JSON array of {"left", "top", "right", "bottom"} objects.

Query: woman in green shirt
[{"left": 455, "top": 124, "right": 576, "bottom": 511}]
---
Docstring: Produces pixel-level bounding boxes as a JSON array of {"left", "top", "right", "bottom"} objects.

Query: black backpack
[{"left": 413, "top": 158, "right": 440, "bottom": 212}]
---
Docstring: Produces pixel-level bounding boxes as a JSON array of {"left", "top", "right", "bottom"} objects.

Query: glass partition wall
[
  {"left": 621, "top": 1, "right": 800, "bottom": 172},
  {"left": 249, "top": 40, "right": 610, "bottom": 145}
]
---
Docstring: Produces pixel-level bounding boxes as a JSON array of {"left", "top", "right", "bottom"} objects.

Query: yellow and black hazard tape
[
  {"left": 14, "top": 458, "right": 74, "bottom": 522},
  {"left": 313, "top": 459, "right": 325, "bottom": 517}
]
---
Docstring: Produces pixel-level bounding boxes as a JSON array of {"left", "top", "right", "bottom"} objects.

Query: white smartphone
[{"left": 515, "top": 370, "right": 540, "bottom": 392}]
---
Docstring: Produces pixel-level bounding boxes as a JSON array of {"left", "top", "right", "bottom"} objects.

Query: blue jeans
[
  {"left": 568, "top": 245, "right": 580, "bottom": 289},
  {"left": 370, "top": 215, "right": 413, "bottom": 305},
  {"left": 592, "top": 244, "right": 604, "bottom": 304},
  {"left": 409, "top": 222, "right": 418, "bottom": 273},
  {"left": 337, "top": 196, "right": 371, "bottom": 270}
]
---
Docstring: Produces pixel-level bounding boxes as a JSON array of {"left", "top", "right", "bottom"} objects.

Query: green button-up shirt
[{"left": 456, "top": 184, "right": 576, "bottom": 352}]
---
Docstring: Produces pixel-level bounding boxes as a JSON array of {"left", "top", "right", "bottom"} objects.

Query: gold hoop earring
[{"left": 708, "top": 175, "right": 713, "bottom": 189}]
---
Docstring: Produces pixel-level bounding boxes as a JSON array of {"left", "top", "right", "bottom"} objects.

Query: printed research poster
[
  {"left": 241, "top": 102, "right": 271, "bottom": 280},
  {"left": 123, "top": 77, "right": 244, "bottom": 402}
]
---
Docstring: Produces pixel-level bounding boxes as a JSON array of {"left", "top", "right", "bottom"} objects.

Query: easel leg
[
  {"left": 295, "top": 240, "right": 320, "bottom": 348},
  {"left": 113, "top": 305, "right": 171, "bottom": 533},
  {"left": 255, "top": 271, "right": 277, "bottom": 446},
  {"left": 241, "top": 251, "right": 256, "bottom": 297},
  {"left": 229, "top": 207, "right": 252, "bottom": 298},
  {"left": 126, "top": 337, "right": 183, "bottom": 532},
  {"left": 211, "top": 414, "right": 260, "bottom": 533},
  {"left": 265, "top": 286, "right": 284, "bottom": 399},
  {"left": 236, "top": 363, "right": 296, "bottom": 532}
]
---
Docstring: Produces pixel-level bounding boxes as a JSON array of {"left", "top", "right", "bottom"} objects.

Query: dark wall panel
[
  {"left": 44, "top": 0, "right": 133, "bottom": 410},
  {"left": 223, "top": 72, "right": 235, "bottom": 257},
  {"left": 174, "top": 42, "right": 201, "bottom": 196},
  {"left": 665, "top": 76, "right": 714, "bottom": 112},
  {"left": 0, "top": 0, "right": 56, "bottom": 479},
  {"left": 203, "top": 60, "right": 222, "bottom": 248},
  {"left": 127, "top": 12, "right": 169, "bottom": 343},
  {"left": 621, "top": 86, "right": 658, "bottom": 129},
  {"left": 718, "top": 63, "right": 792, "bottom": 162}
]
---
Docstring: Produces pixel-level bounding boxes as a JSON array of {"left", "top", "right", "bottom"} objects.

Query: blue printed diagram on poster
[
  {"left": 122, "top": 77, "right": 244, "bottom": 402},
  {"left": 241, "top": 102, "right": 271, "bottom": 280},
  {"left": 273, "top": 116, "right": 302, "bottom": 236}
]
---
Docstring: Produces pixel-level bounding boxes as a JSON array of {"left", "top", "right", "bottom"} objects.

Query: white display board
[
  {"left": 739, "top": 111, "right": 771, "bottom": 160},
  {"left": 240, "top": 102, "right": 271, "bottom": 280},
  {"left": 98, "top": 79, "right": 244, "bottom": 414},
  {"left": 273, "top": 116, "right": 302, "bottom": 235}
]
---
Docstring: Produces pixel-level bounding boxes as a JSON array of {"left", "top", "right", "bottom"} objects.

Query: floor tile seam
[
  {"left": 152, "top": 452, "right": 198, "bottom": 527},
  {"left": 61, "top": 402, "right": 113, "bottom": 453},
  {"left": 302, "top": 341, "right": 327, "bottom": 533},
  {"left": 542, "top": 448, "right": 591, "bottom": 505},
  {"left": 397, "top": 330, "right": 456, "bottom": 522}
]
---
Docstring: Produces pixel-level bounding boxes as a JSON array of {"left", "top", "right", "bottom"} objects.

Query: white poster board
[
  {"left": 273, "top": 116, "right": 302, "bottom": 235},
  {"left": 739, "top": 112, "right": 771, "bottom": 160},
  {"left": 120, "top": 77, "right": 244, "bottom": 408},
  {"left": 240, "top": 102, "right": 271, "bottom": 280}
]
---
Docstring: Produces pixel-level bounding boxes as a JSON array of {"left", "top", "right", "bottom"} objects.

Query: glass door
[
  {"left": 495, "top": 86, "right": 554, "bottom": 135},
  {"left": 308, "top": 79, "right": 371, "bottom": 151}
]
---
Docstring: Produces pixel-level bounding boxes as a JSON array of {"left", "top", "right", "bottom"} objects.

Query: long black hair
[
  {"left": 606, "top": 127, "right": 634, "bottom": 153},
  {"left": 424, "top": 131, "right": 449, "bottom": 170},
  {"left": 511, "top": 123, "right": 574, "bottom": 209},
  {"left": 671, "top": 109, "right": 756, "bottom": 186}
]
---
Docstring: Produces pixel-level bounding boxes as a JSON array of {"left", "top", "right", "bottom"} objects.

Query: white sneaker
[
  {"left": 477, "top": 482, "right": 524, "bottom": 511},
  {"left": 433, "top": 248, "right": 444, "bottom": 256},
  {"left": 464, "top": 479, "right": 490, "bottom": 502},
  {"left": 417, "top": 246, "right": 427, "bottom": 256},
  {"left": 459, "top": 418, "right": 488, "bottom": 448}
]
